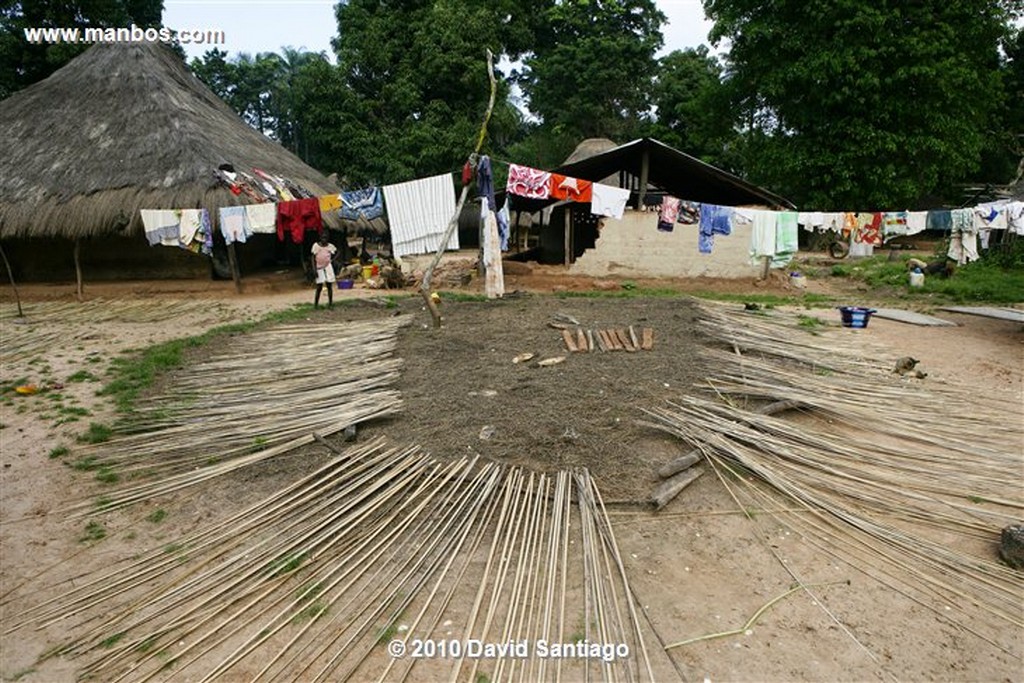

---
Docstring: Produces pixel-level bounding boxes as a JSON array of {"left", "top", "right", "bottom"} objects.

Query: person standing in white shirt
[{"left": 311, "top": 232, "right": 338, "bottom": 309}]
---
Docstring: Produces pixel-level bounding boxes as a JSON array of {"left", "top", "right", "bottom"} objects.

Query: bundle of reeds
[
  {"left": 66, "top": 318, "right": 407, "bottom": 514},
  {"left": 6, "top": 438, "right": 653, "bottom": 682},
  {"left": 640, "top": 302, "right": 1023, "bottom": 655}
]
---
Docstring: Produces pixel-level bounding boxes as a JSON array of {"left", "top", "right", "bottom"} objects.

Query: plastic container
[
  {"left": 361, "top": 265, "right": 373, "bottom": 280},
  {"left": 838, "top": 306, "right": 877, "bottom": 329},
  {"left": 339, "top": 279, "right": 354, "bottom": 289},
  {"left": 789, "top": 272, "right": 807, "bottom": 289},
  {"left": 909, "top": 268, "right": 925, "bottom": 288}
]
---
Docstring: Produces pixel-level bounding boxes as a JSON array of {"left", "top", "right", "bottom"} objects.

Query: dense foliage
[
  {"left": 702, "top": 0, "right": 1022, "bottom": 208},
  {"left": 0, "top": 0, "right": 164, "bottom": 99},
  {"left": 3, "top": 0, "right": 1020, "bottom": 211}
]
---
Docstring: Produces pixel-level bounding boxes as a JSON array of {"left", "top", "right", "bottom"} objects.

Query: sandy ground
[{"left": 0, "top": 262, "right": 1022, "bottom": 682}]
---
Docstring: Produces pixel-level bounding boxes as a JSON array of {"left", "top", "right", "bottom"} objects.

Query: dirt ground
[{"left": 0, "top": 259, "right": 1022, "bottom": 682}]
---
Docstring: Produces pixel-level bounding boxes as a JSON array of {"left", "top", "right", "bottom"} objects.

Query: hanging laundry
[
  {"left": 881, "top": 211, "right": 909, "bottom": 237},
  {"left": 852, "top": 212, "right": 883, "bottom": 245},
  {"left": 383, "top": 173, "right": 458, "bottom": 258},
  {"left": 140, "top": 209, "right": 181, "bottom": 246},
  {"left": 244, "top": 203, "right": 277, "bottom": 234},
  {"left": 905, "top": 211, "right": 928, "bottom": 235},
  {"left": 253, "top": 168, "right": 295, "bottom": 201},
  {"left": 947, "top": 208, "right": 979, "bottom": 265},
  {"left": 678, "top": 201, "right": 701, "bottom": 225},
  {"left": 276, "top": 198, "right": 322, "bottom": 244},
  {"left": 218, "top": 206, "right": 251, "bottom": 245},
  {"left": 497, "top": 199, "right": 511, "bottom": 252},
  {"left": 926, "top": 210, "right": 952, "bottom": 232},
  {"left": 775, "top": 211, "right": 799, "bottom": 265},
  {"left": 797, "top": 212, "right": 824, "bottom": 230},
  {"left": 740, "top": 208, "right": 778, "bottom": 264},
  {"left": 340, "top": 187, "right": 384, "bottom": 221},
  {"left": 477, "top": 155, "right": 497, "bottom": 210},
  {"left": 549, "top": 174, "right": 593, "bottom": 203},
  {"left": 178, "top": 209, "right": 213, "bottom": 255},
  {"left": 841, "top": 213, "right": 858, "bottom": 239},
  {"left": 318, "top": 194, "right": 342, "bottom": 213},
  {"left": 589, "top": 183, "right": 630, "bottom": 220},
  {"left": 506, "top": 164, "right": 552, "bottom": 200},
  {"left": 820, "top": 213, "right": 844, "bottom": 233},
  {"left": 973, "top": 202, "right": 1008, "bottom": 231},
  {"left": 697, "top": 204, "right": 733, "bottom": 254},
  {"left": 1007, "top": 201, "right": 1024, "bottom": 235},
  {"left": 657, "top": 196, "right": 679, "bottom": 232}
]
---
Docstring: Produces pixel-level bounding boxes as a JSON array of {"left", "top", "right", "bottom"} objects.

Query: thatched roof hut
[{"left": 0, "top": 42, "right": 338, "bottom": 240}]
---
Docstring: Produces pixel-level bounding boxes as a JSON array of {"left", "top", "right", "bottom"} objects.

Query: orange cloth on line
[
  {"left": 319, "top": 194, "right": 342, "bottom": 212},
  {"left": 549, "top": 174, "right": 593, "bottom": 203}
]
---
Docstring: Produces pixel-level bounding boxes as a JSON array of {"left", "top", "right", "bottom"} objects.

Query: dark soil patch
[{"left": 342, "top": 294, "right": 716, "bottom": 501}]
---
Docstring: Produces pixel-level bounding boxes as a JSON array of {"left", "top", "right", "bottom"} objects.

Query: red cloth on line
[
  {"left": 276, "top": 198, "right": 322, "bottom": 244},
  {"left": 549, "top": 173, "right": 593, "bottom": 203}
]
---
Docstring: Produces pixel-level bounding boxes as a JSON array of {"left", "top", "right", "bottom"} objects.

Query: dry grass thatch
[{"left": 0, "top": 42, "right": 339, "bottom": 239}]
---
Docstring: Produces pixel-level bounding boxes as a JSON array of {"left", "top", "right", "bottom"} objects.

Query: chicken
[{"left": 893, "top": 357, "right": 920, "bottom": 375}]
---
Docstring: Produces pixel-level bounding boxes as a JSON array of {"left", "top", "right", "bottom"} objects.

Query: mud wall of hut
[{"left": 569, "top": 210, "right": 762, "bottom": 279}]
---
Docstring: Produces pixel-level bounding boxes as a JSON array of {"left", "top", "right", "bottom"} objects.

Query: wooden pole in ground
[
  {"left": 420, "top": 50, "right": 497, "bottom": 328},
  {"left": 563, "top": 208, "right": 571, "bottom": 267},
  {"left": 74, "top": 237, "right": 84, "bottom": 302},
  {"left": 0, "top": 234, "right": 24, "bottom": 318},
  {"left": 227, "top": 242, "right": 243, "bottom": 293}
]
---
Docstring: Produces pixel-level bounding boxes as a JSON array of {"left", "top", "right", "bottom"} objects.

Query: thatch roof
[
  {"left": 562, "top": 138, "right": 619, "bottom": 165},
  {"left": 0, "top": 42, "right": 339, "bottom": 239}
]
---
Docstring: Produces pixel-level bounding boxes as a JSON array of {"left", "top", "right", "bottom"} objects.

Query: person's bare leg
[{"left": 315, "top": 283, "right": 323, "bottom": 308}]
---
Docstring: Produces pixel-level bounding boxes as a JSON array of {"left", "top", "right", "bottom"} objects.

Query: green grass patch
[
  {"left": 796, "top": 314, "right": 826, "bottom": 330},
  {"left": 95, "top": 496, "right": 114, "bottom": 511},
  {"left": 80, "top": 521, "right": 106, "bottom": 543},
  {"left": 77, "top": 422, "right": 113, "bottom": 444},
  {"left": 556, "top": 287, "right": 680, "bottom": 300},
  {"left": 60, "top": 405, "right": 91, "bottom": 417},
  {"left": 100, "top": 632, "right": 125, "bottom": 649},
  {"left": 926, "top": 261, "right": 1024, "bottom": 303},
  {"left": 98, "top": 310, "right": 312, "bottom": 416},
  {"left": 293, "top": 600, "right": 328, "bottom": 623},
  {"left": 70, "top": 456, "right": 99, "bottom": 471},
  {"left": 67, "top": 369, "right": 99, "bottom": 383},
  {"left": 250, "top": 436, "right": 269, "bottom": 453},
  {"left": 48, "top": 445, "right": 69, "bottom": 459},
  {"left": 266, "top": 552, "right": 308, "bottom": 577},
  {"left": 146, "top": 508, "right": 167, "bottom": 523},
  {"left": 95, "top": 467, "right": 120, "bottom": 484},
  {"left": 437, "top": 291, "right": 488, "bottom": 302}
]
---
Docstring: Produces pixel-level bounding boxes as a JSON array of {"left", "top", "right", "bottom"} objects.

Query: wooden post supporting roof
[{"left": 637, "top": 147, "right": 650, "bottom": 210}]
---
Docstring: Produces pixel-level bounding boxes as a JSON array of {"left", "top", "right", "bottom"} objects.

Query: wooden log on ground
[
  {"left": 629, "top": 326, "right": 640, "bottom": 350},
  {"left": 562, "top": 329, "right": 578, "bottom": 352},
  {"left": 651, "top": 466, "right": 704, "bottom": 511},
  {"left": 576, "top": 328, "right": 588, "bottom": 352},
  {"left": 656, "top": 399, "right": 805, "bottom": 479},
  {"left": 641, "top": 327, "right": 654, "bottom": 350},
  {"left": 594, "top": 329, "right": 608, "bottom": 352},
  {"left": 617, "top": 329, "right": 636, "bottom": 352},
  {"left": 586, "top": 329, "right": 596, "bottom": 353}
]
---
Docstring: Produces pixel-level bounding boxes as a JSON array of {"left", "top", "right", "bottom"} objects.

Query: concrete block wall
[{"left": 570, "top": 210, "right": 762, "bottom": 279}]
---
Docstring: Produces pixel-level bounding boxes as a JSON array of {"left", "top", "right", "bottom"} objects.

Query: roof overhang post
[{"left": 637, "top": 147, "right": 650, "bottom": 210}]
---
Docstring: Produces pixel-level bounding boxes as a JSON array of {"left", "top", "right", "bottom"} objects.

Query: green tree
[
  {"left": 519, "top": 0, "right": 665, "bottom": 141},
  {"left": 703, "top": 0, "right": 1020, "bottom": 208},
  {"left": 647, "top": 46, "right": 737, "bottom": 165},
  {"left": 0, "top": 0, "right": 164, "bottom": 98},
  {"left": 332, "top": 0, "right": 526, "bottom": 183}
]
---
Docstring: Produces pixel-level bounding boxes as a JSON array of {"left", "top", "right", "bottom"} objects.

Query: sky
[{"left": 163, "top": 0, "right": 717, "bottom": 62}]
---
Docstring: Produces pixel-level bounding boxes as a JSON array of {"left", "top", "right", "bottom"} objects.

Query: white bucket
[
  {"left": 909, "top": 271, "right": 925, "bottom": 288},
  {"left": 790, "top": 273, "right": 807, "bottom": 289}
]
